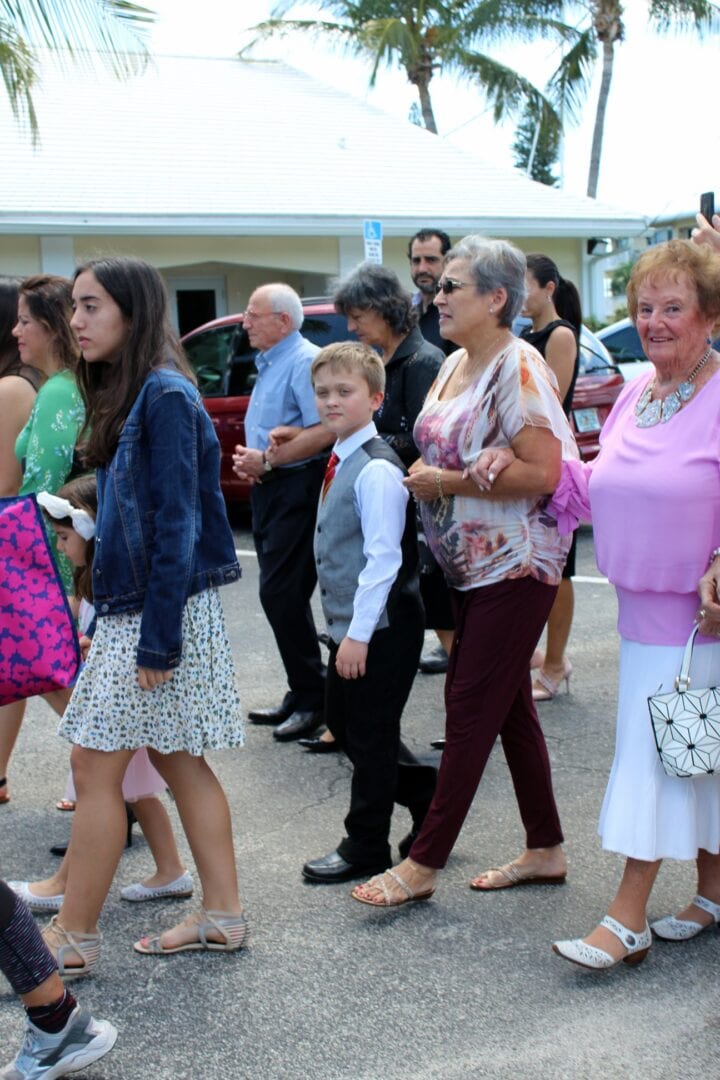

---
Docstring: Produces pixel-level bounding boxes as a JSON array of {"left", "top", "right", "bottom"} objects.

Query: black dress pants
[
  {"left": 251, "top": 462, "right": 325, "bottom": 711},
  {"left": 325, "top": 594, "right": 437, "bottom": 865}
]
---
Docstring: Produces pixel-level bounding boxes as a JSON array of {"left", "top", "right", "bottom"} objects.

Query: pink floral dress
[{"left": 413, "top": 339, "right": 578, "bottom": 590}]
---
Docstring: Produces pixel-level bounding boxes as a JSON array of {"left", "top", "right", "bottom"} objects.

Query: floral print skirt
[{"left": 59, "top": 588, "right": 244, "bottom": 756}]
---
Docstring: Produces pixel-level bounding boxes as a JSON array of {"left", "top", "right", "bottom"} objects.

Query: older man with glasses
[{"left": 233, "top": 283, "right": 334, "bottom": 742}]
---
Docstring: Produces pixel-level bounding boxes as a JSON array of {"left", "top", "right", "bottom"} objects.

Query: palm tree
[
  {"left": 547, "top": 1, "right": 719, "bottom": 198},
  {"left": 0, "top": 0, "right": 154, "bottom": 139},
  {"left": 242, "top": 0, "right": 577, "bottom": 136}
]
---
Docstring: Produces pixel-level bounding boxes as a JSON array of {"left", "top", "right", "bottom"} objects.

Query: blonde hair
[
  {"left": 311, "top": 341, "right": 386, "bottom": 396},
  {"left": 627, "top": 239, "right": 720, "bottom": 323}
]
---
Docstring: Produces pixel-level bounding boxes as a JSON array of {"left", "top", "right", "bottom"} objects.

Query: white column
[
  {"left": 337, "top": 235, "right": 364, "bottom": 275},
  {"left": 39, "top": 236, "right": 74, "bottom": 276}
]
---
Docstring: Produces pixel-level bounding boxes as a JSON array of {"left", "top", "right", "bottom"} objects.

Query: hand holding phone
[{"left": 693, "top": 193, "right": 720, "bottom": 252}]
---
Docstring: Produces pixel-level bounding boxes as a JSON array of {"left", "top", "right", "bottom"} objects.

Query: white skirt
[{"left": 599, "top": 637, "right": 720, "bottom": 861}]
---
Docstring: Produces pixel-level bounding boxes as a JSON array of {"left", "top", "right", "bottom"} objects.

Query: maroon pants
[{"left": 410, "top": 575, "right": 564, "bottom": 869}]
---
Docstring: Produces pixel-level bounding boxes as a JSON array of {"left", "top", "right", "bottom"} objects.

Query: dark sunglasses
[{"left": 436, "top": 277, "right": 474, "bottom": 295}]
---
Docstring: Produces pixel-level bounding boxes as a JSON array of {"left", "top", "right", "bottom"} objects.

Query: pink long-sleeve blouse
[{"left": 550, "top": 370, "right": 720, "bottom": 645}]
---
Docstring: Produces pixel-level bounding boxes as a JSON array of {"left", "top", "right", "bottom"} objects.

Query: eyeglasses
[{"left": 436, "top": 278, "right": 474, "bottom": 295}]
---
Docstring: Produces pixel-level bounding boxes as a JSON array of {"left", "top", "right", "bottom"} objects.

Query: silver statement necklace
[{"left": 635, "top": 346, "right": 713, "bottom": 427}]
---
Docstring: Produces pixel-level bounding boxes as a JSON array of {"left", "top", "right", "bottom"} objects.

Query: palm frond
[
  {"left": 0, "top": 1, "right": 152, "bottom": 75},
  {"left": 241, "top": 18, "right": 365, "bottom": 59},
  {"left": 0, "top": 16, "right": 36, "bottom": 138},
  {"left": 450, "top": 47, "right": 560, "bottom": 127},
  {"left": 648, "top": 0, "right": 720, "bottom": 32},
  {"left": 545, "top": 28, "right": 596, "bottom": 124}
]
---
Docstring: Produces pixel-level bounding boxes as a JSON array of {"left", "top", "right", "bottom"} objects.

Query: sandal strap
[
  {"left": 45, "top": 916, "right": 100, "bottom": 974},
  {"left": 600, "top": 915, "right": 647, "bottom": 949},
  {"left": 384, "top": 869, "right": 414, "bottom": 899},
  {"left": 534, "top": 670, "right": 560, "bottom": 696},
  {"left": 693, "top": 894, "right": 720, "bottom": 920},
  {"left": 199, "top": 909, "right": 249, "bottom": 949}
]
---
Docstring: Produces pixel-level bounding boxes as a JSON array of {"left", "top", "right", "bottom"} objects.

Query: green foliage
[
  {"left": 0, "top": 0, "right": 153, "bottom": 140},
  {"left": 609, "top": 260, "right": 635, "bottom": 297},
  {"left": 512, "top": 100, "right": 559, "bottom": 186},
  {"left": 544, "top": 0, "right": 720, "bottom": 197},
  {"left": 244, "top": 1, "right": 577, "bottom": 136},
  {"left": 583, "top": 314, "right": 605, "bottom": 332}
]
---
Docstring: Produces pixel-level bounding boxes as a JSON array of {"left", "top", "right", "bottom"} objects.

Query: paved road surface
[{"left": 1, "top": 525, "right": 718, "bottom": 1079}]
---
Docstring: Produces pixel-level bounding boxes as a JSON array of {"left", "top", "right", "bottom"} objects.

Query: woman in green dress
[{"left": 0, "top": 275, "right": 83, "bottom": 806}]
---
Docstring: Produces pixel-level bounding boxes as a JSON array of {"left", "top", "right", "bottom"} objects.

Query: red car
[
  {"left": 182, "top": 304, "right": 620, "bottom": 501},
  {"left": 570, "top": 326, "right": 624, "bottom": 461}
]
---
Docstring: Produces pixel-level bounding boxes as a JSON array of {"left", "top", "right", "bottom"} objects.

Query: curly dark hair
[{"left": 333, "top": 262, "right": 415, "bottom": 335}]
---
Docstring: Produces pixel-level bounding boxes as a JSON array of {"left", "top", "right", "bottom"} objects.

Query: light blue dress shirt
[{"left": 244, "top": 331, "right": 321, "bottom": 461}]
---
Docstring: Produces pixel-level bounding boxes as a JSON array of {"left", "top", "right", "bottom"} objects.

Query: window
[{"left": 183, "top": 326, "right": 238, "bottom": 396}]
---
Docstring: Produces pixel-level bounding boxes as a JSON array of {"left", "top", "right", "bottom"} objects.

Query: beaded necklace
[{"left": 634, "top": 346, "right": 713, "bottom": 427}]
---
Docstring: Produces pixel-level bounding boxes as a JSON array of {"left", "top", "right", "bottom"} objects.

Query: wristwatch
[{"left": 262, "top": 452, "right": 273, "bottom": 474}]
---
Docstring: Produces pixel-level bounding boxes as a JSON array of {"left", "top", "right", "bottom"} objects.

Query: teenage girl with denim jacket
[{"left": 41, "top": 257, "right": 247, "bottom": 974}]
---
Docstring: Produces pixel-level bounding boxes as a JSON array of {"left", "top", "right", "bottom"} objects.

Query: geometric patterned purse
[
  {"left": 648, "top": 625, "right": 720, "bottom": 778},
  {"left": 0, "top": 494, "right": 81, "bottom": 706}
]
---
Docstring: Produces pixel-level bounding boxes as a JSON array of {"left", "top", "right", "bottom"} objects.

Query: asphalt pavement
[{"left": 1, "top": 522, "right": 719, "bottom": 1079}]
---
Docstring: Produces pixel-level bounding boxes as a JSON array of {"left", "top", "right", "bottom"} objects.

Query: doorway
[{"left": 167, "top": 277, "right": 227, "bottom": 336}]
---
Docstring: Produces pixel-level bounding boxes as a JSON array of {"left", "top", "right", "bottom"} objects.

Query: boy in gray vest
[{"left": 301, "top": 342, "right": 437, "bottom": 884}]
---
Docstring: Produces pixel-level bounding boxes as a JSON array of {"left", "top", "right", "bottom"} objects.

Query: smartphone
[{"left": 700, "top": 191, "right": 715, "bottom": 221}]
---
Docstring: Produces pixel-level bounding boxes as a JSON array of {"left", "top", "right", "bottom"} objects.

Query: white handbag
[{"left": 648, "top": 625, "right": 720, "bottom": 778}]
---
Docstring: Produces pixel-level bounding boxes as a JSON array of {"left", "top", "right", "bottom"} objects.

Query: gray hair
[
  {"left": 332, "top": 262, "right": 415, "bottom": 335},
  {"left": 262, "top": 283, "right": 304, "bottom": 331},
  {"left": 446, "top": 236, "right": 527, "bottom": 328}
]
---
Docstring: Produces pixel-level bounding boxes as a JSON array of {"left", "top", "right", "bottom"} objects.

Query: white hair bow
[{"left": 36, "top": 492, "right": 96, "bottom": 541}]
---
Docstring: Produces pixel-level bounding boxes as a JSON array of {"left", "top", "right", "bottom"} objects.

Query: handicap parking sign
[{"left": 363, "top": 220, "right": 383, "bottom": 264}]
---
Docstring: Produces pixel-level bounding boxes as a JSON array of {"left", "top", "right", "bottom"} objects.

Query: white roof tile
[{"left": 0, "top": 53, "right": 647, "bottom": 236}]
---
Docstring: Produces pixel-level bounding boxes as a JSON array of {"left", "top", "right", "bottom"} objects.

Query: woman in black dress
[{"left": 521, "top": 254, "right": 581, "bottom": 701}]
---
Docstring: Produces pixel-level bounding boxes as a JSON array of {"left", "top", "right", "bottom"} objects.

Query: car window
[
  {"left": 184, "top": 309, "right": 357, "bottom": 399},
  {"left": 228, "top": 328, "right": 259, "bottom": 396},
  {"left": 602, "top": 326, "right": 646, "bottom": 362},
  {"left": 578, "top": 327, "right": 616, "bottom": 375},
  {"left": 301, "top": 312, "right": 355, "bottom": 347},
  {"left": 183, "top": 326, "right": 237, "bottom": 396}
]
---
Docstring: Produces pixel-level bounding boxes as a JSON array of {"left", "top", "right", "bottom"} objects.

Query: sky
[{"left": 145, "top": 0, "right": 719, "bottom": 217}]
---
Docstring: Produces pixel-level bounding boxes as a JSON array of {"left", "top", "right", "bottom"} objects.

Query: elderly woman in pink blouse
[
  {"left": 351, "top": 235, "right": 578, "bottom": 908},
  {"left": 474, "top": 239, "right": 720, "bottom": 971}
]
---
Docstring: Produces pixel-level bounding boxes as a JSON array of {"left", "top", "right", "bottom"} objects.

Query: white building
[{"left": 0, "top": 52, "right": 648, "bottom": 331}]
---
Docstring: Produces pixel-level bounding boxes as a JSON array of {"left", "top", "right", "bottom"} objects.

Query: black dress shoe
[
  {"left": 430, "top": 736, "right": 446, "bottom": 750},
  {"left": 298, "top": 735, "right": 339, "bottom": 753},
  {"left": 419, "top": 645, "right": 449, "bottom": 675},
  {"left": 247, "top": 700, "right": 294, "bottom": 725},
  {"left": 273, "top": 710, "right": 323, "bottom": 742},
  {"left": 302, "top": 849, "right": 386, "bottom": 884}
]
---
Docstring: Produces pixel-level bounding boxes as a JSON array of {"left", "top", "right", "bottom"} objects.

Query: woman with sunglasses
[{"left": 352, "top": 236, "right": 577, "bottom": 907}]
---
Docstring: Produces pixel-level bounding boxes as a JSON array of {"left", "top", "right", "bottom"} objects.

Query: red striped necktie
[{"left": 322, "top": 451, "right": 340, "bottom": 502}]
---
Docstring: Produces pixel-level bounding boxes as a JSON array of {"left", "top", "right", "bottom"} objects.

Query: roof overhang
[{"left": 0, "top": 212, "right": 648, "bottom": 239}]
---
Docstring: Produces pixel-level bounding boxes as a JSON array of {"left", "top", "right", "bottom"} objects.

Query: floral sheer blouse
[{"left": 413, "top": 339, "right": 578, "bottom": 591}]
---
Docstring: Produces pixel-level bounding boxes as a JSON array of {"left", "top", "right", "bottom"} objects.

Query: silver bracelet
[{"left": 709, "top": 547, "right": 720, "bottom": 566}]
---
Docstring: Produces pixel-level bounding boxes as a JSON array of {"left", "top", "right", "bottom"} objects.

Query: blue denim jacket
[{"left": 92, "top": 368, "right": 240, "bottom": 669}]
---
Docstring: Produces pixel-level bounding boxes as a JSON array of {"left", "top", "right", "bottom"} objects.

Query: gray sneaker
[{"left": 1, "top": 1006, "right": 117, "bottom": 1079}]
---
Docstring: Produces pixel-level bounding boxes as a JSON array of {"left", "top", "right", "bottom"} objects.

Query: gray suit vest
[{"left": 314, "top": 437, "right": 418, "bottom": 644}]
